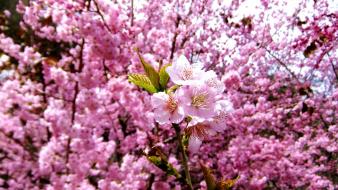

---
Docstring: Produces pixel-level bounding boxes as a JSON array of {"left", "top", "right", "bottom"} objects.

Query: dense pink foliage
[{"left": 0, "top": 0, "right": 337, "bottom": 189}]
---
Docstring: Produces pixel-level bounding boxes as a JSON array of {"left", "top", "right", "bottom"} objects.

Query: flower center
[
  {"left": 206, "top": 78, "right": 217, "bottom": 87},
  {"left": 191, "top": 93, "right": 207, "bottom": 108},
  {"left": 181, "top": 67, "right": 193, "bottom": 80},
  {"left": 166, "top": 95, "right": 177, "bottom": 113},
  {"left": 213, "top": 111, "right": 228, "bottom": 124}
]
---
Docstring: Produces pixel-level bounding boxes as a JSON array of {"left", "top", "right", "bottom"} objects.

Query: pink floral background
[{"left": 0, "top": 0, "right": 337, "bottom": 189}]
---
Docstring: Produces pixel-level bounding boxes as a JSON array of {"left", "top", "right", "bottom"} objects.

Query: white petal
[
  {"left": 176, "top": 55, "right": 191, "bottom": 68},
  {"left": 192, "top": 61, "right": 204, "bottom": 70},
  {"left": 151, "top": 92, "right": 168, "bottom": 106},
  {"left": 165, "top": 66, "right": 178, "bottom": 81},
  {"left": 154, "top": 111, "right": 170, "bottom": 124},
  {"left": 188, "top": 116, "right": 205, "bottom": 127},
  {"left": 192, "top": 69, "right": 208, "bottom": 81},
  {"left": 204, "top": 70, "right": 217, "bottom": 79},
  {"left": 216, "top": 100, "right": 234, "bottom": 112},
  {"left": 170, "top": 108, "right": 185, "bottom": 124}
]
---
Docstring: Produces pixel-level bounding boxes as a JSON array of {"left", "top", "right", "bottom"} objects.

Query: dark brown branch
[
  {"left": 131, "top": 0, "right": 134, "bottom": 26},
  {"left": 146, "top": 173, "right": 155, "bottom": 190},
  {"left": 327, "top": 52, "right": 338, "bottom": 82},
  {"left": 0, "top": 129, "right": 38, "bottom": 160},
  {"left": 65, "top": 38, "right": 85, "bottom": 174},
  {"left": 86, "top": 0, "right": 91, "bottom": 9},
  {"left": 93, "top": 0, "right": 114, "bottom": 34},
  {"left": 169, "top": 16, "right": 181, "bottom": 61},
  {"left": 330, "top": 60, "right": 338, "bottom": 82}
]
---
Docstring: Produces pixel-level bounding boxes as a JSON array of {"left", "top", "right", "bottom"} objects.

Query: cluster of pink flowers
[
  {"left": 0, "top": 0, "right": 337, "bottom": 189},
  {"left": 151, "top": 55, "right": 233, "bottom": 152}
]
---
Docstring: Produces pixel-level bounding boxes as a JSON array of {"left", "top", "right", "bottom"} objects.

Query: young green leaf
[
  {"left": 167, "top": 84, "right": 180, "bottom": 94},
  {"left": 159, "top": 63, "right": 171, "bottom": 90},
  {"left": 145, "top": 146, "right": 181, "bottom": 178},
  {"left": 136, "top": 51, "right": 160, "bottom": 90},
  {"left": 128, "top": 73, "right": 157, "bottom": 93}
]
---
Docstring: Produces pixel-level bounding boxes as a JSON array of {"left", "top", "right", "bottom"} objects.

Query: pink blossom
[
  {"left": 185, "top": 100, "right": 232, "bottom": 153},
  {"left": 208, "top": 100, "right": 234, "bottom": 132},
  {"left": 178, "top": 84, "right": 218, "bottom": 119},
  {"left": 151, "top": 92, "right": 184, "bottom": 124},
  {"left": 222, "top": 71, "right": 241, "bottom": 90},
  {"left": 188, "top": 135, "right": 203, "bottom": 153},
  {"left": 166, "top": 55, "right": 205, "bottom": 85},
  {"left": 185, "top": 122, "right": 215, "bottom": 153},
  {"left": 203, "top": 71, "right": 225, "bottom": 94},
  {"left": 0, "top": 0, "right": 337, "bottom": 189}
]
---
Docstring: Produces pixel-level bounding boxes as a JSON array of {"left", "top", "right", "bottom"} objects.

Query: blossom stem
[{"left": 173, "top": 123, "right": 193, "bottom": 190}]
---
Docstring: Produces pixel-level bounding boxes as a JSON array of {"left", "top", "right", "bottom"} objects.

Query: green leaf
[
  {"left": 136, "top": 51, "right": 160, "bottom": 90},
  {"left": 201, "top": 163, "right": 217, "bottom": 190},
  {"left": 148, "top": 156, "right": 162, "bottom": 165},
  {"left": 159, "top": 63, "right": 171, "bottom": 90},
  {"left": 146, "top": 146, "right": 181, "bottom": 178},
  {"left": 167, "top": 85, "right": 180, "bottom": 94},
  {"left": 128, "top": 73, "right": 157, "bottom": 93}
]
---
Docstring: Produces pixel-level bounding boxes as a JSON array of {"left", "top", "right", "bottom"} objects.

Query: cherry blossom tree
[{"left": 0, "top": 0, "right": 337, "bottom": 189}]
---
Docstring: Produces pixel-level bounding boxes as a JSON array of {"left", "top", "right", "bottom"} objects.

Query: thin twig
[
  {"left": 65, "top": 38, "right": 85, "bottom": 174},
  {"left": 0, "top": 129, "right": 38, "bottom": 160},
  {"left": 146, "top": 173, "right": 155, "bottom": 190},
  {"left": 131, "top": 0, "right": 134, "bottom": 26},
  {"left": 263, "top": 47, "right": 300, "bottom": 83},
  {"left": 169, "top": 16, "right": 181, "bottom": 61},
  {"left": 93, "top": 0, "right": 114, "bottom": 34},
  {"left": 173, "top": 124, "right": 193, "bottom": 190},
  {"left": 327, "top": 52, "right": 338, "bottom": 82}
]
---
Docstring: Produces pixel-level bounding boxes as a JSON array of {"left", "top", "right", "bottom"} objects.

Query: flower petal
[
  {"left": 170, "top": 107, "right": 184, "bottom": 124},
  {"left": 176, "top": 55, "right": 191, "bottom": 68},
  {"left": 188, "top": 136, "right": 202, "bottom": 153},
  {"left": 151, "top": 92, "right": 168, "bottom": 106},
  {"left": 154, "top": 111, "right": 170, "bottom": 124}
]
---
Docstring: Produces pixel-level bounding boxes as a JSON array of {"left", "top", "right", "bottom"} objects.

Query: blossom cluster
[
  {"left": 0, "top": 0, "right": 337, "bottom": 189},
  {"left": 151, "top": 55, "right": 233, "bottom": 152}
]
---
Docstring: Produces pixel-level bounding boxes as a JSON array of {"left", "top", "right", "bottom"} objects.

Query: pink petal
[{"left": 188, "top": 136, "right": 202, "bottom": 153}]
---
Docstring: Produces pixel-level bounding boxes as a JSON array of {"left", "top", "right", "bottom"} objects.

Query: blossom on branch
[
  {"left": 151, "top": 92, "right": 184, "bottom": 124},
  {"left": 166, "top": 55, "right": 205, "bottom": 85}
]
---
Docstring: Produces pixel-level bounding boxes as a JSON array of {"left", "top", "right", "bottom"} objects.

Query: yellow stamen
[
  {"left": 166, "top": 95, "right": 177, "bottom": 113},
  {"left": 181, "top": 68, "right": 193, "bottom": 80},
  {"left": 191, "top": 93, "right": 207, "bottom": 108}
]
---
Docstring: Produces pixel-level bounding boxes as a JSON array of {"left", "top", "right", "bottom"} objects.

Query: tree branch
[
  {"left": 93, "top": 0, "right": 114, "bottom": 34},
  {"left": 327, "top": 52, "right": 338, "bottom": 82},
  {"left": 263, "top": 47, "right": 300, "bottom": 83},
  {"left": 173, "top": 124, "right": 193, "bottom": 190},
  {"left": 169, "top": 16, "right": 181, "bottom": 61},
  {"left": 65, "top": 38, "right": 85, "bottom": 174},
  {"left": 131, "top": 0, "right": 134, "bottom": 26}
]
